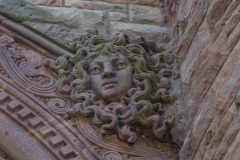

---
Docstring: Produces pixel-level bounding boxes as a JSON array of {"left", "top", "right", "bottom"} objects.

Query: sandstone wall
[
  {"left": 176, "top": 0, "right": 240, "bottom": 159},
  {"left": 23, "top": 0, "right": 171, "bottom": 50}
]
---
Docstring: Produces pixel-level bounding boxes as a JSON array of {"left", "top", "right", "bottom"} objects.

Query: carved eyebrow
[
  {"left": 110, "top": 56, "right": 128, "bottom": 63},
  {"left": 89, "top": 61, "right": 102, "bottom": 66},
  {"left": 109, "top": 57, "right": 119, "bottom": 63},
  {"left": 88, "top": 61, "right": 102, "bottom": 70}
]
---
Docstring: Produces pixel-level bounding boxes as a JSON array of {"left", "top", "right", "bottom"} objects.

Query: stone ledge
[
  {"left": 65, "top": 0, "right": 127, "bottom": 12},
  {"left": 94, "top": 0, "right": 163, "bottom": 6},
  {"left": 26, "top": 0, "right": 62, "bottom": 6},
  {"left": 39, "top": 6, "right": 107, "bottom": 34},
  {"left": 111, "top": 22, "right": 170, "bottom": 44},
  {"left": 109, "top": 12, "right": 128, "bottom": 22},
  {"left": 129, "top": 4, "right": 166, "bottom": 25}
]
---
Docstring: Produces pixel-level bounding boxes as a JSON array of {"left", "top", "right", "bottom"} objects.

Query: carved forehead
[
  {"left": 91, "top": 53, "right": 126, "bottom": 61},
  {"left": 86, "top": 43, "right": 129, "bottom": 62}
]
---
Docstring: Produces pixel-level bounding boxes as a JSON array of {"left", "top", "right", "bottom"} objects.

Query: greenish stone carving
[{"left": 45, "top": 33, "right": 177, "bottom": 143}]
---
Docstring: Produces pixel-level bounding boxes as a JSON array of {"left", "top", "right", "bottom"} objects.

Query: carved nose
[{"left": 103, "top": 65, "right": 115, "bottom": 78}]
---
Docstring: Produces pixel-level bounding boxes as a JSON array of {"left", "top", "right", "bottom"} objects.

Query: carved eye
[
  {"left": 90, "top": 66, "right": 101, "bottom": 74},
  {"left": 116, "top": 61, "right": 127, "bottom": 70}
]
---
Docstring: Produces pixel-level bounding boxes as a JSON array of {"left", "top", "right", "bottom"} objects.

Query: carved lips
[{"left": 102, "top": 79, "right": 117, "bottom": 88}]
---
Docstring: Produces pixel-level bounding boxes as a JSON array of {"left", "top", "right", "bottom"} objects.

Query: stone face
[
  {"left": 109, "top": 12, "right": 128, "bottom": 21},
  {"left": 39, "top": 6, "right": 107, "bottom": 35},
  {"left": 46, "top": 33, "right": 177, "bottom": 145},
  {"left": 65, "top": 0, "right": 127, "bottom": 12},
  {"left": 111, "top": 22, "right": 170, "bottom": 44},
  {"left": 129, "top": 4, "right": 166, "bottom": 25}
]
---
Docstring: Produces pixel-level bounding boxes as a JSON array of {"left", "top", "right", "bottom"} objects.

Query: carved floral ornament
[{"left": 44, "top": 33, "right": 178, "bottom": 144}]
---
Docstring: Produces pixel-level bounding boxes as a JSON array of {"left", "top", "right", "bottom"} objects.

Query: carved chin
[{"left": 102, "top": 92, "right": 122, "bottom": 103}]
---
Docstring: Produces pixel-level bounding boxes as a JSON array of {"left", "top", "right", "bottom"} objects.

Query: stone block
[
  {"left": 39, "top": 6, "right": 106, "bottom": 34},
  {"left": 7, "top": 99, "right": 23, "bottom": 112},
  {"left": 59, "top": 145, "right": 75, "bottom": 158},
  {"left": 28, "top": 116, "right": 45, "bottom": 129},
  {"left": 38, "top": 125, "right": 56, "bottom": 138},
  {"left": 25, "top": 0, "right": 62, "bottom": 6},
  {"left": 98, "top": 0, "right": 162, "bottom": 6},
  {"left": 109, "top": 12, "right": 128, "bottom": 22},
  {"left": 111, "top": 22, "right": 170, "bottom": 44},
  {"left": 129, "top": 4, "right": 166, "bottom": 25},
  {"left": 49, "top": 136, "right": 66, "bottom": 148},
  {"left": 65, "top": 0, "right": 127, "bottom": 12},
  {"left": 0, "top": 91, "right": 11, "bottom": 103}
]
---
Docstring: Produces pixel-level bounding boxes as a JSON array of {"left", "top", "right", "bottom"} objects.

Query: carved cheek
[
  {"left": 90, "top": 75, "right": 101, "bottom": 90},
  {"left": 117, "top": 68, "right": 132, "bottom": 87}
]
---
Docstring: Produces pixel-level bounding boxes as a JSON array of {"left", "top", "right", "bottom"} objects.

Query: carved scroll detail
[
  {"left": 48, "top": 98, "right": 72, "bottom": 115},
  {"left": 102, "top": 151, "right": 123, "bottom": 160}
]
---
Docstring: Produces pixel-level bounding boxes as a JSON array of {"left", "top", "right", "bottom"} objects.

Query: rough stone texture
[
  {"left": 129, "top": 4, "right": 166, "bottom": 25},
  {"left": 164, "top": 0, "right": 177, "bottom": 35},
  {"left": 25, "top": 0, "right": 62, "bottom": 6},
  {"left": 0, "top": 0, "right": 62, "bottom": 23},
  {"left": 0, "top": 114, "right": 52, "bottom": 160},
  {"left": 22, "top": 22, "right": 86, "bottom": 52},
  {"left": 111, "top": 22, "right": 170, "bottom": 44},
  {"left": 65, "top": 0, "right": 127, "bottom": 12},
  {"left": 106, "top": 0, "right": 162, "bottom": 6},
  {"left": 109, "top": 12, "right": 128, "bottom": 21},
  {"left": 176, "top": 0, "right": 240, "bottom": 159},
  {"left": 39, "top": 6, "right": 107, "bottom": 34}
]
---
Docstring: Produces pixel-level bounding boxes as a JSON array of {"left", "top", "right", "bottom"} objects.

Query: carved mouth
[{"left": 102, "top": 80, "right": 117, "bottom": 87}]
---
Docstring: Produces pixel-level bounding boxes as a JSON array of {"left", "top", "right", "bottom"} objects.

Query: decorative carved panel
[{"left": 0, "top": 17, "right": 186, "bottom": 160}]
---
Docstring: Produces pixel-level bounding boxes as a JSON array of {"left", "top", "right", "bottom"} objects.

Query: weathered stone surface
[
  {"left": 109, "top": 12, "right": 128, "bottom": 21},
  {"left": 183, "top": 39, "right": 240, "bottom": 160},
  {"left": 26, "top": 0, "right": 62, "bottom": 6},
  {"left": 65, "top": 0, "right": 127, "bottom": 12},
  {"left": 177, "top": 0, "right": 240, "bottom": 159},
  {"left": 0, "top": 0, "right": 81, "bottom": 51},
  {"left": 176, "top": 0, "right": 198, "bottom": 36},
  {"left": 0, "top": 114, "right": 52, "bottom": 160},
  {"left": 203, "top": 103, "right": 239, "bottom": 160},
  {"left": 164, "top": 0, "right": 177, "bottom": 35},
  {"left": 91, "top": 0, "right": 162, "bottom": 6},
  {"left": 224, "top": 3, "right": 240, "bottom": 38},
  {"left": 111, "top": 22, "right": 170, "bottom": 44},
  {"left": 0, "top": 0, "right": 62, "bottom": 23},
  {"left": 206, "top": 0, "right": 231, "bottom": 33},
  {"left": 23, "top": 22, "right": 86, "bottom": 51},
  {"left": 176, "top": 0, "right": 211, "bottom": 63},
  {"left": 212, "top": 0, "right": 240, "bottom": 41},
  {"left": 129, "top": 4, "right": 166, "bottom": 25},
  {"left": 39, "top": 6, "right": 107, "bottom": 34}
]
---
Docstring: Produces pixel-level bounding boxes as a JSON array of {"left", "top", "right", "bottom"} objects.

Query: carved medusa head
[{"left": 45, "top": 33, "right": 176, "bottom": 143}]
